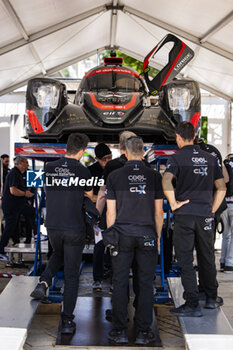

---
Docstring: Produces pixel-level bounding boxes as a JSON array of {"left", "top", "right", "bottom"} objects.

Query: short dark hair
[
  {"left": 175, "top": 122, "right": 195, "bottom": 141},
  {"left": 125, "top": 136, "right": 144, "bottom": 156},
  {"left": 1, "top": 154, "right": 9, "bottom": 160},
  {"left": 66, "top": 133, "right": 90, "bottom": 155}
]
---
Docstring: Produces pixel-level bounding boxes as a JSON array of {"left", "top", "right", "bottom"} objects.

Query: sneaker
[
  {"left": 92, "top": 280, "right": 102, "bottom": 292},
  {"left": 224, "top": 266, "right": 233, "bottom": 273},
  {"left": 220, "top": 263, "right": 225, "bottom": 272},
  {"left": 30, "top": 282, "right": 48, "bottom": 299},
  {"left": 135, "top": 330, "right": 156, "bottom": 345},
  {"left": 61, "top": 319, "right": 76, "bottom": 334},
  {"left": 205, "top": 296, "right": 224, "bottom": 309},
  {"left": 170, "top": 303, "right": 202, "bottom": 317},
  {"left": 108, "top": 329, "right": 128, "bottom": 344},
  {"left": 0, "top": 253, "right": 9, "bottom": 261},
  {"left": 34, "top": 233, "right": 48, "bottom": 241}
]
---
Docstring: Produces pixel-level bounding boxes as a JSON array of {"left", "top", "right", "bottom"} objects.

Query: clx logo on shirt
[
  {"left": 130, "top": 184, "right": 146, "bottom": 194},
  {"left": 26, "top": 170, "right": 44, "bottom": 187},
  {"left": 193, "top": 166, "right": 208, "bottom": 176}
]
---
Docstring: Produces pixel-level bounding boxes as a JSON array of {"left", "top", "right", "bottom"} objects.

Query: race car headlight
[
  {"left": 32, "top": 84, "right": 60, "bottom": 109},
  {"left": 168, "top": 87, "right": 191, "bottom": 111}
]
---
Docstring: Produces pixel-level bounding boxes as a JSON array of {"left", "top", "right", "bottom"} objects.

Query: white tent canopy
[{"left": 0, "top": 0, "right": 232, "bottom": 101}]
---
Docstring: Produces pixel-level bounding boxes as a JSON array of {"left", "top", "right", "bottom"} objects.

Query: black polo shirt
[
  {"left": 0, "top": 164, "right": 10, "bottom": 187},
  {"left": 45, "top": 157, "right": 92, "bottom": 231},
  {"left": 103, "top": 154, "right": 127, "bottom": 182},
  {"left": 103, "top": 154, "right": 151, "bottom": 182},
  {"left": 2, "top": 167, "right": 26, "bottom": 212},
  {"left": 165, "top": 145, "right": 223, "bottom": 217},
  {"left": 106, "top": 160, "right": 163, "bottom": 237},
  {"left": 88, "top": 161, "right": 103, "bottom": 195}
]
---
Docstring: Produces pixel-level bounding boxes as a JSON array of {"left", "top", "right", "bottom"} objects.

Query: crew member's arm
[
  {"left": 96, "top": 185, "right": 106, "bottom": 214},
  {"left": 106, "top": 199, "right": 116, "bottom": 228},
  {"left": 10, "top": 186, "right": 25, "bottom": 196},
  {"left": 162, "top": 172, "right": 189, "bottom": 211},
  {"left": 212, "top": 178, "right": 226, "bottom": 214},
  {"left": 92, "top": 194, "right": 98, "bottom": 203},
  {"left": 105, "top": 173, "right": 116, "bottom": 227},
  {"left": 84, "top": 189, "right": 94, "bottom": 201},
  {"left": 222, "top": 163, "right": 229, "bottom": 183},
  {"left": 10, "top": 187, "right": 34, "bottom": 198},
  {"left": 84, "top": 168, "right": 94, "bottom": 201},
  {"left": 155, "top": 199, "right": 163, "bottom": 248}
]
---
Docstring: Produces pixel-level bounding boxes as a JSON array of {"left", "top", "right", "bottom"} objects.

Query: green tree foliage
[{"left": 200, "top": 116, "right": 208, "bottom": 143}]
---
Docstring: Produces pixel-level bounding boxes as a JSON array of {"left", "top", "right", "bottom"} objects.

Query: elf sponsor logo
[
  {"left": 103, "top": 111, "right": 115, "bottom": 116},
  {"left": 130, "top": 184, "right": 146, "bottom": 194},
  {"left": 193, "top": 167, "right": 208, "bottom": 176},
  {"left": 103, "top": 111, "right": 125, "bottom": 117},
  {"left": 192, "top": 157, "right": 207, "bottom": 164}
]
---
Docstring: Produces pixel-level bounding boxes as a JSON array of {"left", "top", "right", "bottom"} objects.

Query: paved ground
[{"left": 0, "top": 251, "right": 232, "bottom": 350}]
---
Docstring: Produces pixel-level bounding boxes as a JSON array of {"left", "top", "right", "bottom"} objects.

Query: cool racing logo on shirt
[
  {"left": 192, "top": 157, "right": 207, "bottom": 164},
  {"left": 54, "top": 167, "right": 75, "bottom": 176},
  {"left": 128, "top": 174, "right": 147, "bottom": 194},
  {"left": 128, "top": 175, "right": 146, "bottom": 181}
]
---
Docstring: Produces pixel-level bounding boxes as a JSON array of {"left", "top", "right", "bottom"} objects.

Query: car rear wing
[{"left": 143, "top": 34, "right": 194, "bottom": 95}]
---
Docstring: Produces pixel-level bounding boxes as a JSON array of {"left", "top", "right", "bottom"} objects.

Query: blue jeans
[{"left": 220, "top": 207, "right": 233, "bottom": 267}]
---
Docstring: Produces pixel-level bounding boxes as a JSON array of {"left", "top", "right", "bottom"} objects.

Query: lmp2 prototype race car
[{"left": 26, "top": 34, "right": 201, "bottom": 144}]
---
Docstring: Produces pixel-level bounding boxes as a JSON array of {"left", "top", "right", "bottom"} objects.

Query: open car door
[{"left": 143, "top": 34, "right": 194, "bottom": 95}]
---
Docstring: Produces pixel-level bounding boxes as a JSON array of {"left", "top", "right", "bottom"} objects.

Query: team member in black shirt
[
  {"left": 88, "top": 143, "right": 112, "bottom": 291},
  {"left": 30, "top": 133, "right": 93, "bottom": 334},
  {"left": 163, "top": 122, "right": 226, "bottom": 316},
  {"left": 96, "top": 131, "right": 136, "bottom": 215},
  {"left": 0, "top": 154, "right": 10, "bottom": 187},
  {"left": 106, "top": 136, "right": 164, "bottom": 345},
  {"left": 0, "top": 157, "right": 34, "bottom": 261}
]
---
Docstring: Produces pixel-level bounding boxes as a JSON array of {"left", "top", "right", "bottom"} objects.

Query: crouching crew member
[
  {"left": 30, "top": 133, "right": 93, "bottom": 334},
  {"left": 162, "top": 122, "right": 226, "bottom": 317},
  {"left": 106, "top": 136, "right": 164, "bottom": 345}
]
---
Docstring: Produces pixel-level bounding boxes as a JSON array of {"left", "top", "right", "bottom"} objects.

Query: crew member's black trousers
[
  {"left": 173, "top": 215, "right": 218, "bottom": 306},
  {"left": 40, "top": 229, "right": 85, "bottom": 320},
  {"left": 111, "top": 234, "right": 157, "bottom": 331},
  {"left": 0, "top": 204, "right": 35, "bottom": 253},
  {"left": 93, "top": 239, "right": 105, "bottom": 282}
]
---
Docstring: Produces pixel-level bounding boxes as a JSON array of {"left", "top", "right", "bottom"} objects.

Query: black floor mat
[{"left": 56, "top": 296, "right": 162, "bottom": 347}]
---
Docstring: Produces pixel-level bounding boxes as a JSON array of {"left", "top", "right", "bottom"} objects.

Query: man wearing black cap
[{"left": 88, "top": 143, "right": 112, "bottom": 291}]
